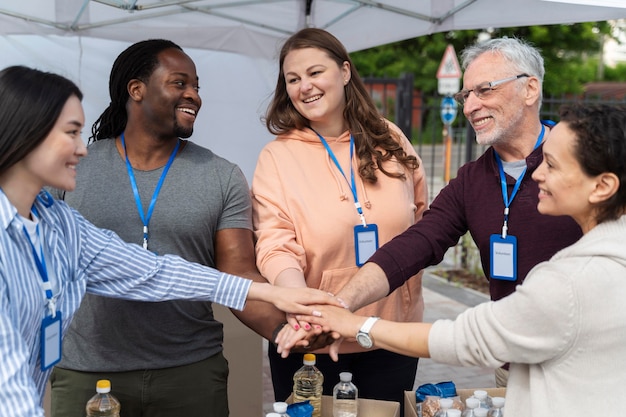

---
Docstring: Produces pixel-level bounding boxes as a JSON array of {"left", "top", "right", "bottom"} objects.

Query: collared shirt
[{"left": 0, "top": 189, "right": 250, "bottom": 417}]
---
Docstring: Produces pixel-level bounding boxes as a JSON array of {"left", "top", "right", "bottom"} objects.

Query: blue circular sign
[{"left": 440, "top": 96, "right": 458, "bottom": 125}]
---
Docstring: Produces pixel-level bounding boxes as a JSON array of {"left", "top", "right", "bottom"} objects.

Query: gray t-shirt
[{"left": 52, "top": 139, "right": 252, "bottom": 371}]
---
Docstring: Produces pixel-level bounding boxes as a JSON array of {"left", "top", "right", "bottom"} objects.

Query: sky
[{"left": 604, "top": 19, "right": 626, "bottom": 67}]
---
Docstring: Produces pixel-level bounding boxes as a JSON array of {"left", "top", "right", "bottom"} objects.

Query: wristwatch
[{"left": 356, "top": 316, "right": 380, "bottom": 349}]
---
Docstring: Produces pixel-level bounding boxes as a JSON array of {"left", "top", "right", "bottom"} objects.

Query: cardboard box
[
  {"left": 404, "top": 388, "right": 506, "bottom": 417},
  {"left": 287, "top": 394, "right": 400, "bottom": 417}
]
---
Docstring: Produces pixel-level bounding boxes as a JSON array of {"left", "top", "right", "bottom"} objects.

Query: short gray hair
[{"left": 461, "top": 37, "right": 544, "bottom": 107}]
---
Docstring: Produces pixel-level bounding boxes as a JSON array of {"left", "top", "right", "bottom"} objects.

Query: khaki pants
[
  {"left": 49, "top": 352, "right": 229, "bottom": 417},
  {"left": 495, "top": 367, "right": 509, "bottom": 388}
]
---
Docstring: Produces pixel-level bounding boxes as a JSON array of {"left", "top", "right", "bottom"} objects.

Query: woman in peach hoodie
[{"left": 251, "top": 28, "right": 428, "bottom": 408}]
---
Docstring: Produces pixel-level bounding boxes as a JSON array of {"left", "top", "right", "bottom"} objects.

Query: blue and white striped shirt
[{"left": 0, "top": 190, "right": 251, "bottom": 416}]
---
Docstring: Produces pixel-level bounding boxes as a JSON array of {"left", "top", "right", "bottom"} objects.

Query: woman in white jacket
[{"left": 298, "top": 103, "right": 626, "bottom": 417}]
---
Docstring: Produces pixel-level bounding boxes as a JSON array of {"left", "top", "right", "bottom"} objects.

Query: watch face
[{"left": 356, "top": 333, "right": 373, "bottom": 349}]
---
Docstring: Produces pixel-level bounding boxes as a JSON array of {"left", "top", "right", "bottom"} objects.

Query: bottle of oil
[
  {"left": 293, "top": 353, "right": 323, "bottom": 417},
  {"left": 85, "top": 379, "right": 121, "bottom": 417}
]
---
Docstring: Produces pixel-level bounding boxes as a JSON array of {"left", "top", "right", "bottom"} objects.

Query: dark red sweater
[{"left": 370, "top": 143, "right": 583, "bottom": 301}]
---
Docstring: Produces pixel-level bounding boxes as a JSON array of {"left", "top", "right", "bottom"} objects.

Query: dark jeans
[
  {"left": 269, "top": 347, "right": 418, "bottom": 415},
  {"left": 50, "top": 352, "right": 229, "bottom": 417}
]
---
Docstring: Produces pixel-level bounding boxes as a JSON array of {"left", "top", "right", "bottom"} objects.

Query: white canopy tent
[
  {"left": 1, "top": 1, "right": 626, "bottom": 179},
  {"left": 2, "top": 0, "right": 626, "bottom": 59}
]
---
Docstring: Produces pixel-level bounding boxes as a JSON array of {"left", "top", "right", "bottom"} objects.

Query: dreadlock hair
[
  {"left": 265, "top": 28, "right": 418, "bottom": 183},
  {"left": 90, "top": 39, "right": 182, "bottom": 143}
]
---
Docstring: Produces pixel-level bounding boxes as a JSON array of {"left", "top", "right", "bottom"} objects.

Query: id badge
[
  {"left": 354, "top": 224, "right": 379, "bottom": 266},
  {"left": 40, "top": 311, "right": 62, "bottom": 371},
  {"left": 489, "top": 234, "right": 517, "bottom": 281}
]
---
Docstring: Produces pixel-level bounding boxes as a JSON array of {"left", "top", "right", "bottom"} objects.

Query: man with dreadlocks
[{"left": 48, "top": 39, "right": 300, "bottom": 417}]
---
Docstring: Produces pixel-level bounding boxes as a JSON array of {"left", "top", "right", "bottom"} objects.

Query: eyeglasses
[{"left": 453, "top": 74, "right": 529, "bottom": 105}]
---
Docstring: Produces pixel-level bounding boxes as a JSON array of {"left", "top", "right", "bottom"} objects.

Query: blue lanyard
[
  {"left": 120, "top": 132, "right": 180, "bottom": 249},
  {"left": 21, "top": 206, "right": 56, "bottom": 318},
  {"left": 315, "top": 131, "right": 367, "bottom": 227},
  {"left": 494, "top": 124, "right": 545, "bottom": 238}
]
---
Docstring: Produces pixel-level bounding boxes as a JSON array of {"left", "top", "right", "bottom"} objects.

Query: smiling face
[
  {"left": 22, "top": 95, "right": 87, "bottom": 192},
  {"left": 532, "top": 122, "right": 598, "bottom": 232},
  {"left": 139, "top": 48, "right": 201, "bottom": 140},
  {"left": 461, "top": 52, "right": 528, "bottom": 147},
  {"left": 283, "top": 47, "right": 350, "bottom": 137}
]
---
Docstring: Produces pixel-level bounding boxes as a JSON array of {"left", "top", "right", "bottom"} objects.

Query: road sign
[
  {"left": 437, "top": 45, "right": 462, "bottom": 78},
  {"left": 438, "top": 78, "right": 460, "bottom": 96},
  {"left": 440, "top": 96, "right": 458, "bottom": 125},
  {"left": 437, "top": 44, "right": 462, "bottom": 95}
]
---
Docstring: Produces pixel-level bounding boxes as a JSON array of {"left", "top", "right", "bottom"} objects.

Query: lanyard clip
[
  {"left": 359, "top": 214, "right": 367, "bottom": 228},
  {"left": 47, "top": 298, "right": 57, "bottom": 318},
  {"left": 143, "top": 225, "right": 149, "bottom": 250},
  {"left": 501, "top": 207, "right": 509, "bottom": 238},
  {"left": 354, "top": 202, "right": 367, "bottom": 227}
]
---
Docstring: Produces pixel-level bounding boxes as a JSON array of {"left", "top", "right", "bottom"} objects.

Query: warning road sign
[
  {"left": 437, "top": 44, "right": 462, "bottom": 79},
  {"left": 437, "top": 44, "right": 461, "bottom": 95}
]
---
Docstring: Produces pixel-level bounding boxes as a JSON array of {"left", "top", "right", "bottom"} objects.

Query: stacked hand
[{"left": 273, "top": 301, "right": 360, "bottom": 360}]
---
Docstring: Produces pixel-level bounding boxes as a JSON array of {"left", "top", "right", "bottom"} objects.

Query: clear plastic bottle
[
  {"left": 434, "top": 398, "right": 454, "bottom": 417},
  {"left": 472, "top": 390, "right": 493, "bottom": 410},
  {"left": 85, "top": 379, "right": 121, "bottom": 417},
  {"left": 293, "top": 353, "right": 324, "bottom": 417},
  {"left": 487, "top": 396, "right": 505, "bottom": 417},
  {"left": 332, "top": 372, "right": 358, "bottom": 417},
  {"left": 474, "top": 408, "right": 488, "bottom": 417},
  {"left": 272, "top": 401, "right": 290, "bottom": 417},
  {"left": 462, "top": 397, "right": 481, "bottom": 417}
]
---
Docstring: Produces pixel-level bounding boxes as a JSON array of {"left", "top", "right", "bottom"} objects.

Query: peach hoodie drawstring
[
  {"left": 353, "top": 158, "right": 372, "bottom": 210},
  {"left": 324, "top": 150, "right": 349, "bottom": 201},
  {"left": 324, "top": 140, "right": 372, "bottom": 216}
]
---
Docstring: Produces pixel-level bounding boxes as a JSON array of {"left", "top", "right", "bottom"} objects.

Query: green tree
[
  {"left": 350, "top": 22, "right": 616, "bottom": 96},
  {"left": 604, "top": 62, "right": 626, "bottom": 81}
]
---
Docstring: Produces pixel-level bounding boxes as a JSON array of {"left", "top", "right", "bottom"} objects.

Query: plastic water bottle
[
  {"left": 472, "top": 390, "right": 493, "bottom": 410},
  {"left": 474, "top": 408, "right": 488, "bottom": 417},
  {"left": 85, "top": 379, "right": 121, "bottom": 417},
  {"left": 293, "top": 353, "right": 324, "bottom": 417},
  {"left": 462, "top": 397, "right": 481, "bottom": 417},
  {"left": 273, "top": 401, "right": 290, "bottom": 417},
  {"left": 332, "top": 372, "right": 358, "bottom": 417},
  {"left": 434, "top": 398, "right": 454, "bottom": 417},
  {"left": 487, "top": 396, "right": 505, "bottom": 417}
]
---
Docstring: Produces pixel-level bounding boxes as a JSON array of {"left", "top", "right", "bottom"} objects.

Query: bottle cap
[
  {"left": 439, "top": 398, "right": 453, "bottom": 409},
  {"left": 96, "top": 379, "right": 111, "bottom": 393},
  {"left": 266, "top": 413, "right": 281, "bottom": 417},
  {"left": 273, "top": 401, "right": 288, "bottom": 413},
  {"left": 303, "top": 353, "right": 316, "bottom": 365},
  {"left": 473, "top": 390, "right": 488, "bottom": 399},
  {"left": 447, "top": 410, "right": 461, "bottom": 417},
  {"left": 492, "top": 396, "right": 505, "bottom": 407},
  {"left": 465, "top": 397, "right": 480, "bottom": 408},
  {"left": 339, "top": 372, "right": 353, "bottom": 382},
  {"left": 474, "top": 408, "right": 488, "bottom": 417}
]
